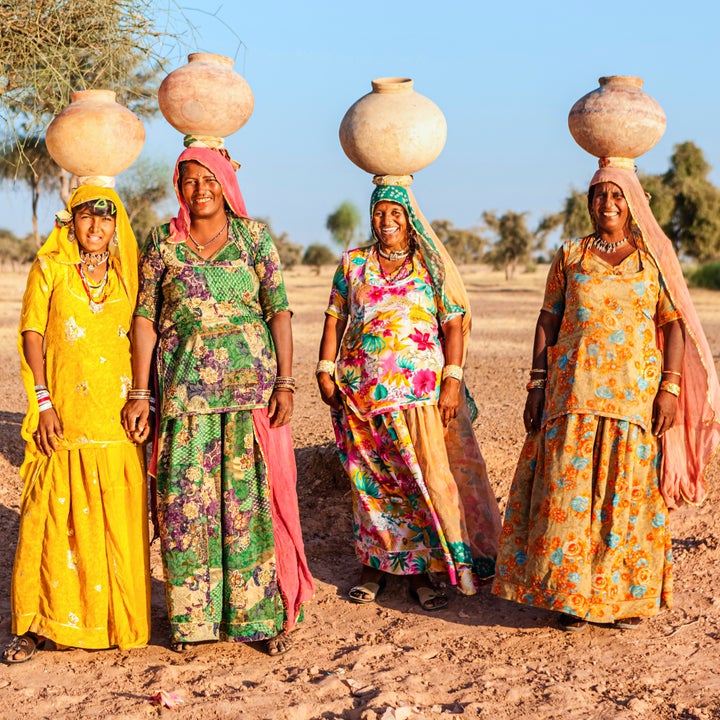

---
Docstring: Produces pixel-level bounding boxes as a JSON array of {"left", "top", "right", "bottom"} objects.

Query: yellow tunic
[{"left": 12, "top": 253, "right": 150, "bottom": 649}]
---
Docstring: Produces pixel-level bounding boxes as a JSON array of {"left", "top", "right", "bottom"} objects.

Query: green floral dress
[{"left": 136, "top": 217, "right": 298, "bottom": 644}]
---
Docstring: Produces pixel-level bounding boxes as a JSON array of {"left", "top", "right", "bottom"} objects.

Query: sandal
[
  {"left": 348, "top": 576, "right": 386, "bottom": 604},
  {"left": 170, "top": 640, "right": 191, "bottom": 654},
  {"left": 266, "top": 632, "right": 293, "bottom": 656},
  {"left": 410, "top": 586, "right": 448, "bottom": 611},
  {"left": 614, "top": 617, "right": 643, "bottom": 630},
  {"left": 557, "top": 613, "right": 588, "bottom": 632},
  {"left": 1, "top": 634, "right": 46, "bottom": 664}
]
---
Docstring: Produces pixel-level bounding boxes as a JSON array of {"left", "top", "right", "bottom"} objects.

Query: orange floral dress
[{"left": 492, "top": 237, "right": 681, "bottom": 623}]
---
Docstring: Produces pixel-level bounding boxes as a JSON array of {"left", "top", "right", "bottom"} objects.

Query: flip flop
[
  {"left": 266, "top": 632, "right": 293, "bottom": 656},
  {"left": 1, "top": 634, "right": 46, "bottom": 664},
  {"left": 614, "top": 617, "right": 643, "bottom": 630},
  {"left": 348, "top": 576, "right": 386, "bottom": 604},
  {"left": 557, "top": 613, "right": 588, "bottom": 632},
  {"left": 410, "top": 586, "right": 448, "bottom": 611}
]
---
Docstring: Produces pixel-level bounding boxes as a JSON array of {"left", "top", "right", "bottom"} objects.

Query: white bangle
[
  {"left": 316, "top": 359, "right": 336, "bottom": 376},
  {"left": 442, "top": 364, "right": 463, "bottom": 381}
]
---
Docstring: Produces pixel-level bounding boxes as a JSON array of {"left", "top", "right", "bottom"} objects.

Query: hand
[
  {"left": 652, "top": 390, "right": 678, "bottom": 437},
  {"left": 268, "top": 389, "right": 293, "bottom": 428},
  {"left": 523, "top": 389, "right": 545, "bottom": 433},
  {"left": 438, "top": 377, "right": 461, "bottom": 427},
  {"left": 121, "top": 399, "right": 152, "bottom": 444},
  {"left": 317, "top": 372, "right": 343, "bottom": 411},
  {"left": 33, "top": 407, "right": 64, "bottom": 457}
]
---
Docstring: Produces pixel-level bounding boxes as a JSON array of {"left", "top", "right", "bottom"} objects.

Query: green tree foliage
[
  {"left": 302, "top": 244, "right": 337, "bottom": 274},
  {"left": 326, "top": 201, "right": 363, "bottom": 251},
  {"left": 116, "top": 158, "right": 173, "bottom": 245},
  {"left": 658, "top": 142, "right": 720, "bottom": 261},
  {"left": 537, "top": 188, "right": 593, "bottom": 245},
  {"left": 689, "top": 261, "right": 720, "bottom": 290},
  {"left": 482, "top": 210, "right": 535, "bottom": 280},
  {"left": 430, "top": 219, "right": 486, "bottom": 263},
  {"left": 256, "top": 217, "right": 303, "bottom": 270}
]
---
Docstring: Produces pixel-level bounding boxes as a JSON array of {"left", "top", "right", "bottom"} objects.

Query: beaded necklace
[
  {"left": 376, "top": 248, "right": 412, "bottom": 284},
  {"left": 593, "top": 235, "right": 628, "bottom": 253},
  {"left": 76, "top": 263, "right": 109, "bottom": 313}
]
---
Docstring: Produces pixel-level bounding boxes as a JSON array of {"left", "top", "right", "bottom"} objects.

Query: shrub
[{"left": 689, "top": 262, "right": 720, "bottom": 290}]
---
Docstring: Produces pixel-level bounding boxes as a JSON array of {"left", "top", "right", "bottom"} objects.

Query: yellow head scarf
[{"left": 18, "top": 186, "right": 139, "bottom": 442}]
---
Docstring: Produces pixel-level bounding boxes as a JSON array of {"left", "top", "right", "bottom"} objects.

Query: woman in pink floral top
[{"left": 317, "top": 181, "right": 501, "bottom": 610}]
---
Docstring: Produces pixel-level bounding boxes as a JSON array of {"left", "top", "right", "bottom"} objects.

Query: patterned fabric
[
  {"left": 327, "top": 247, "right": 460, "bottom": 419},
  {"left": 138, "top": 203, "right": 312, "bottom": 644},
  {"left": 492, "top": 237, "right": 679, "bottom": 622},
  {"left": 156, "top": 411, "right": 286, "bottom": 643},
  {"left": 136, "top": 217, "right": 289, "bottom": 418},
  {"left": 327, "top": 231, "right": 501, "bottom": 593},
  {"left": 12, "top": 193, "right": 150, "bottom": 649}
]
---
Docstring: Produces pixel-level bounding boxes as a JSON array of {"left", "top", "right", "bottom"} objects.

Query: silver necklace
[
  {"left": 593, "top": 235, "right": 628, "bottom": 253},
  {"left": 80, "top": 250, "right": 110, "bottom": 272},
  {"left": 376, "top": 243, "right": 410, "bottom": 261},
  {"left": 188, "top": 219, "right": 228, "bottom": 252}
]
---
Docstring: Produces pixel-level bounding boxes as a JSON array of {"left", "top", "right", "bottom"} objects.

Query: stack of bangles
[
  {"left": 35, "top": 384, "right": 53, "bottom": 412},
  {"left": 315, "top": 360, "right": 336, "bottom": 376},
  {"left": 526, "top": 368, "right": 547, "bottom": 392},
  {"left": 128, "top": 388, "right": 157, "bottom": 413},
  {"left": 442, "top": 364, "right": 463, "bottom": 381},
  {"left": 274, "top": 376, "right": 296, "bottom": 393},
  {"left": 660, "top": 369, "right": 681, "bottom": 397}
]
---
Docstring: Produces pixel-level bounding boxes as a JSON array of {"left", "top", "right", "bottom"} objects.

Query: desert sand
[{"left": 0, "top": 264, "right": 718, "bottom": 720}]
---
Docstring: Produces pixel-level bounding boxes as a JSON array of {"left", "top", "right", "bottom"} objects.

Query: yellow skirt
[{"left": 11, "top": 442, "right": 151, "bottom": 649}]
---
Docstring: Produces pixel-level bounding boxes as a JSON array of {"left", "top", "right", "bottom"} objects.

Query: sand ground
[{"left": 0, "top": 265, "right": 718, "bottom": 720}]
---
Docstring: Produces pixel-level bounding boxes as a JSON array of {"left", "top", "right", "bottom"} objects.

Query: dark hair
[{"left": 72, "top": 198, "right": 117, "bottom": 218}]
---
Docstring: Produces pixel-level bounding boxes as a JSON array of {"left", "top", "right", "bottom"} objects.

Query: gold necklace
[{"left": 188, "top": 219, "right": 228, "bottom": 252}]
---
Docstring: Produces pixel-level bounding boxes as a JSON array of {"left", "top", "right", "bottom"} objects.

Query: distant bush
[{"left": 689, "top": 262, "right": 720, "bottom": 290}]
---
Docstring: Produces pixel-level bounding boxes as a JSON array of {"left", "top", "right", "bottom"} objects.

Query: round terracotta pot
[
  {"left": 568, "top": 76, "right": 666, "bottom": 159},
  {"left": 45, "top": 89, "right": 145, "bottom": 177},
  {"left": 339, "top": 77, "right": 447, "bottom": 176},
  {"left": 158, "top": 52, "right": 254, "bottom": 137}
]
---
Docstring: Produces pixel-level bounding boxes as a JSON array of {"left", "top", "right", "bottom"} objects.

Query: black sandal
[{"left": 1, "top": 634, "right": 46, "bottom": 664}]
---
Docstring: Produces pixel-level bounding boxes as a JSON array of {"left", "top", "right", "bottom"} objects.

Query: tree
[
  {"left": 302, "top": 244, "right": 337, "bottom": 274},
  {"left": 1, "top": 1, "right": 179, "bottom": 151},
  {"left": 430, "top": 219, "right": 486, "bottom": 263},
  {"left": 482, "top": 210, "right": 535, "bottom": 280},
  {"left": 116, "top": 158, "right": 174, "bottom": 245},
  {"left": 326, "top": 201, "right": 363, "bottom": 251},
  {"left": 0, "top": 136, "right": 61, "bottom": 247},
  {"left": 537, "top": 188, "right": 593, "bottom": 245},
  {"left": 255, "top": 217, "right": 303, "bottom": 270},
  {"left": 0, "top": 227, "right": 36, "bottom": 270}
]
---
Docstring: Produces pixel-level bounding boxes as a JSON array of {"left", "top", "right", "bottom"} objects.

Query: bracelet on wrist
[
  {"left": 662, "top": 369, "right": 682, "bottom": 378},
  {"left": 127, "top": 388, "right": 152, "bottom": 400},
  {"left": 316, "top": 360, "right": 336, "bottom": 376},
  {"left": 442, "top": 364, "right": 463, "bottom": 381},
  {"left": 526, "top": 379, "right": 546, "bottom": 391},
  {"left": 659, "top": 380, "right": 681, "bottom": 397},
  {"left": 529, "top": 368, "right": 547, "bottom": 376}
]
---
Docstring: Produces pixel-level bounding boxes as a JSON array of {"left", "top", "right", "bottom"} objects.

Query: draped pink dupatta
[{"left": 590, "top": 166, "right": 720, "bottom": 508}]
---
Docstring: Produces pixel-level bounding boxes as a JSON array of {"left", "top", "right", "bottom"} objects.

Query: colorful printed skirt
[
  {"left": 12, "top": 442, "right": 150, "bottom": 649},
  {"left": 332, "top": 399, "right": 501, "bottom": 594},
  {"left": 492, "top": 413, "right": 673, "bottom": 623},
  {"left": 156, "top": 409, "right": 302, "bottom": 644}
]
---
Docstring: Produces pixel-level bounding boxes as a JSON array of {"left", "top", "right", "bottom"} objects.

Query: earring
[
  {"left": 111, "top": 230, "right": 118, "bottom": 247},
  {"left": 68, "top": 224, "right": 76, "bottom": 243}
]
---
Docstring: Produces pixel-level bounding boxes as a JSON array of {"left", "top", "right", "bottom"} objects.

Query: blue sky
[{"left": 3, "top": 1, "right": 720, "bottom": 250}]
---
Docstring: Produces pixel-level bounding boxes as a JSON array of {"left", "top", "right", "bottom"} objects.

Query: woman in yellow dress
[{"left": 2, "top": 185, "right": 151, "bottom": 663}]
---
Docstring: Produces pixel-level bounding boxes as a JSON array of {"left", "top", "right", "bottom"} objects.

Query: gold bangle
[
  {"left": 529, "top": 368, "right": 547, "bottom": 376},
  {"left": 662, "top": 370, "right": 682, "bottom": 377},
  {"left": 316, "top": 359, "right": 336, "bottom": 376},
  {"left": 127, "top": 388, "right": 152, "bottom": 400},
  {"left": 442, "top": 364, "right": 463, "bottom": 381},
  {"left": 659, "top": 380, "right": 681, "bottom": 397},
  {"left": 526, "top": 379, "right": 546, "bottom": 391}
]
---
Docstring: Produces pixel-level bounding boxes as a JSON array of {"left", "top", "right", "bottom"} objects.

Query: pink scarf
[
  {"left": 590, "top": 166, "right": 720, "bottom": 508},
  {"left": 167, "top": 146, "right": 249, "bottom": 244}
]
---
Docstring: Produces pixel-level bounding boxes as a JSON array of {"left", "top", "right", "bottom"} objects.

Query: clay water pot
[
  {"left": 339, "top": 77, "right": 447, "bottom": 176},
  {"left": 158, "top": 52, "right": 254, "bottom": 138},
  {"left": 568, "top": 76, "right": 666, "bottom": 159},
  {"left": 45, "top": 89, "right": 145, "bottom": 177}
]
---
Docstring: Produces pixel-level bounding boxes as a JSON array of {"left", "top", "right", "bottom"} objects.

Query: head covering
[
  {"left": 19, "top": 185, "right": 139, "bottom": 442},
  {"left": 370, "top": 178, "right": 473, "bottom": 365},
  {"left": 167, "top": 146, "right": 249, "bottom": 244},
  {"left": 589, "top": 165, "right": 720, "bottom": 508}
]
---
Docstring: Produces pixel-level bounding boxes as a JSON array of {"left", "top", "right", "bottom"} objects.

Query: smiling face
[
  {"left": 589, "top": 181, "right": 631, "bottom": 237},
  {"left": 179, "top": 160, "right": 226, "bottom": 221},
  {"left": 72, "top": 201, "right": 116, "bottom": 254},
  {"left": 372, "top": 201, "right": 410, "bottom": 251}
]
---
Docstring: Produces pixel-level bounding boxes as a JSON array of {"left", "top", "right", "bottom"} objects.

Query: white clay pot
[
  {"left": 339, "top": 77, "right": 447, "bottom": 176},
  {"left": 45, "top": 89, "right": 145, "bottom": 177},
  {"left": 568, "top": 76, "right": 666, "bottom": 159},
  {"left": 158, "top": 52, "right": 254, "bottom": 138}
]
